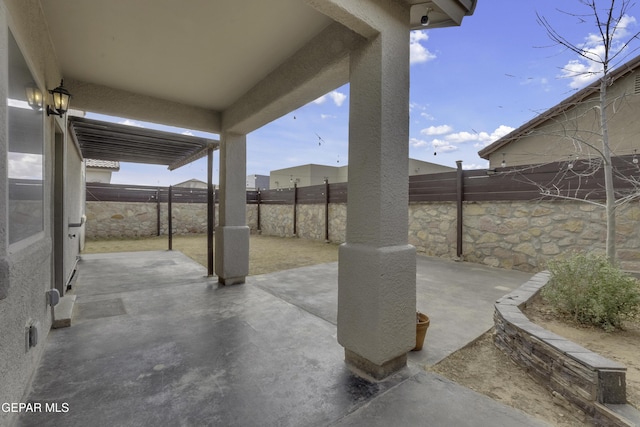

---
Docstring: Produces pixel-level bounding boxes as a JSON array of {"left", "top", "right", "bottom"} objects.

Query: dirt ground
[
  {"left": 430, "top": 295, "right": 639, "bottom": 427},
  {"left": 83, "top": 234, "right": 339, "bottom": 275},
  {"left": 523, "top": 295, "right": 640, "bottom": 411},
  {"left": 83, "top": 234, "right": 638, "bottom": 426}
]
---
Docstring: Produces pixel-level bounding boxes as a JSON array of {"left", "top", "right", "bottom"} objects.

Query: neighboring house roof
[
  {"left": 85, "top": 159, "right": 120, "bottom": 171},
  {"left": 174, "top": 179, "right": 208, "bottom": 188},
  {"left": 478, "top": 54, "right": 640, "bottom": 160}
]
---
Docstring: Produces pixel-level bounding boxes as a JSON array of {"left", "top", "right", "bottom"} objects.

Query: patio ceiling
[
  {"left": 38, "top": 0, "right": 476, "bottom": 135},
  {"left": 39, "top": 0, "right": 333, "bottom": 114},
  {"left": 69, "top": 116, "right": 219, "bottom": 171}
]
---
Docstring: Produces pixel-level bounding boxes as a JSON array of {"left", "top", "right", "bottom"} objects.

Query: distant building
[
  {"left": 85, "top": 159, "right": 120, "bottom": 183},
  {"left": 174, "top": 178, "right": 208, "bottom": 189},
  {"left": 246, "top": 174, "right": 270, "bottom": 191},
  {"left": 270, "top": 159, "right": 454, "bottom": 189}
]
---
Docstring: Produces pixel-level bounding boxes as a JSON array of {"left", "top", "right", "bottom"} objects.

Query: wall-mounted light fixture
[
  {"left": 501, "top": 153, "right": 506, "bottom": 168},
  {"left": 46, "top": 79, "right": 72, "bottom": 117},
  {"left": 25, "top": 84, "right": 43, "bottom": 111}
]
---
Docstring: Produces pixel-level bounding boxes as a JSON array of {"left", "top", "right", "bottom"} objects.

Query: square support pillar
[
  {"left": 215, "top": 132, "right": 249, "bottom": 285},
  {"left": 337, "top": 5, "right": 415, "bottom": 380}
]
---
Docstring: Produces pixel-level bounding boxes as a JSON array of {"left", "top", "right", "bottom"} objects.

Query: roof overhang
[
  {"left": 69, "top": 116, "right": 219, "bottom": 171},
  {"left": 409, "top": 0, "right": 478, "bottom": 30}
]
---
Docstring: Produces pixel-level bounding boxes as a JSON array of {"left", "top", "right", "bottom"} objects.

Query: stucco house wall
[
  {"left": 0, "top": 2, "right": 62, "bottom": 424},
  {"left": 64, "top": 138, "right": 84, "bottom": 282}
]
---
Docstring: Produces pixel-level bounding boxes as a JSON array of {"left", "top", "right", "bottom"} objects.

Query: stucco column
[
  {"left": 215, "top": 132, "right": 249, "bottom": 285},
  {"left": 338, "top": 9, "right": 416, "bottom": 380}
]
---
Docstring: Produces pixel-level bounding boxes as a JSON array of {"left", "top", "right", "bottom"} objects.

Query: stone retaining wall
[
  {"left": 408, "top": 202, "right": 457, "bottom": 258},
  {"left": 494, "top": 272, "right": 632, "bottom": 427},
  {"left": 86, "top": 199, "right": 640, "bottom": 272},
  {"left": 85, "top": 201, "right": 258, "bottom": 239},
  {"left": 259, "top": 205, "right": 293, "bottom": 237},
  {"left": 296, "top": 205, "right": 325, "bottom": 241}
]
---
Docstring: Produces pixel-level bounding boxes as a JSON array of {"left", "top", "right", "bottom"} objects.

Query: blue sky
[{"left": 98, "top": 0, "right": 640, "bottom": 186}]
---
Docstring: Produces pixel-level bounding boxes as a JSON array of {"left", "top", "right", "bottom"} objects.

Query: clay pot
[{"left": 413, "top": 312, "right": 430, "bottom": 351}]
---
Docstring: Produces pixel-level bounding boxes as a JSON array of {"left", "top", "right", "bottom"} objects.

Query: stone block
[{"left": 598, "top": 370, "right": 627, "bottom": 404}]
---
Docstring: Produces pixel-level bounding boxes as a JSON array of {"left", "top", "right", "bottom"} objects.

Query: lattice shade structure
[{"left": 69, "top": 116, "right": 218, "bottom": 170}]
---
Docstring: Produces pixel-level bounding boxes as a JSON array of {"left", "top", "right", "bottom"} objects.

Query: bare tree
[{"left": 533, "top": 0, "right": 640, "bottom": 263}]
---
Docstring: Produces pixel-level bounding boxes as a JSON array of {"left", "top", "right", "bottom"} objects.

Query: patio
[{"left": 18, "top": 251, "right": 549, "bottom": 426}]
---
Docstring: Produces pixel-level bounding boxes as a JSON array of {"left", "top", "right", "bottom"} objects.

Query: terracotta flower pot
[{"left": 413, "top": 312, "right": 430, "bottom": 351}]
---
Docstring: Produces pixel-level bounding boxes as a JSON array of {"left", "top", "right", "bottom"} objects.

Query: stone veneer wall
[
  {"left": 85, "top": 201, "right": 258, "bottom": 239},
  {"left": 462, "top": 200, "right": 640, "bottom": 272},
  {"left": 408, "top": 202, "right": 457, "bottom": 258},
  {"left": 328, "top": 204, "right": 346, "bottom": 244},
  {"left": 85, "top": 199, "right": 640, "bottom": 272},
  {"left": 296, "top": 205, "right": 325, "bottom": 241},
  {"left": 259, "top": 205, "right": 294, "bottom": 237}
]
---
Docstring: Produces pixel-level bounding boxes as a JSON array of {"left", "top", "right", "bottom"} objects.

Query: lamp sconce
[
  {"left": 46, "top": 79, "right": 72, "bottom": 117},
  {"left": 25, "top": 84, "right": 43, "bottom": 111}
]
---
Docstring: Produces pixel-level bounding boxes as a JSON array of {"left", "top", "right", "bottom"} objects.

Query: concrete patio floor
[{"left": 19, "top": 250, "right": 550, "bottom": 427}]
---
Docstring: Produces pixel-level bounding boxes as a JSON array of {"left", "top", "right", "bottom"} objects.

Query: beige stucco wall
[
  {"left": 86, "top": 169, "right": 112, "bottom": 183},
  {"left": 0, "top": 1, "right": 62, "bottom": 423},
  {"left": 64, "top": 139, "right": 84, "bottom": 284}
]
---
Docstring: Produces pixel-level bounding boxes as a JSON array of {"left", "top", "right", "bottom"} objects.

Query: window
[{"left": 7, "top": 30, "right": 44, "bottom": 244}]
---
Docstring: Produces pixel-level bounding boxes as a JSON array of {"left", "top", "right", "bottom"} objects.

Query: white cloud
[
  {"left": 491, "top": 124, "right": 516, "bottom": 139},
  {"left": 420, "top": 125, "right": 453, "bottom": 136},
  {"left": 462, "top": 161, "right": 489, "bottom": 170},
  {"left": 446, "top": 125, "right": 515, "bottom": 146},
  {"left": 445, "top": 131, "right": 479, "bottom": 144},
  {"left": 8, "top": 153, "right": 43, "bottom": 179},
  {"left": 313, "top": 90, "right": 347, "bottom": 107},
  {"left": 182, "top": 130, "right": 194, "bottom": 136},
  {"left": 560, "top": 14, "right": 637, "bottom": 88},
  {"left": 119, "top": 119, "right": 144, "bottom": 127},
  {"left": 321, "top": 114, "right": 337, "bottom": 120},
  {"left": 328, "top": 91, "right": 347, "bottom": 107},
  {"left": 431, "top": 138, "right": 458, "bottom": 153},
  {"left": 410, "top": 102, "right": 435, "bottom": 121},
  {"left": 410, "top": 137, "right": 429, "bottom": 147},
  {"left": 410, "top": 30, "right": 436, "bottom": 64}
]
